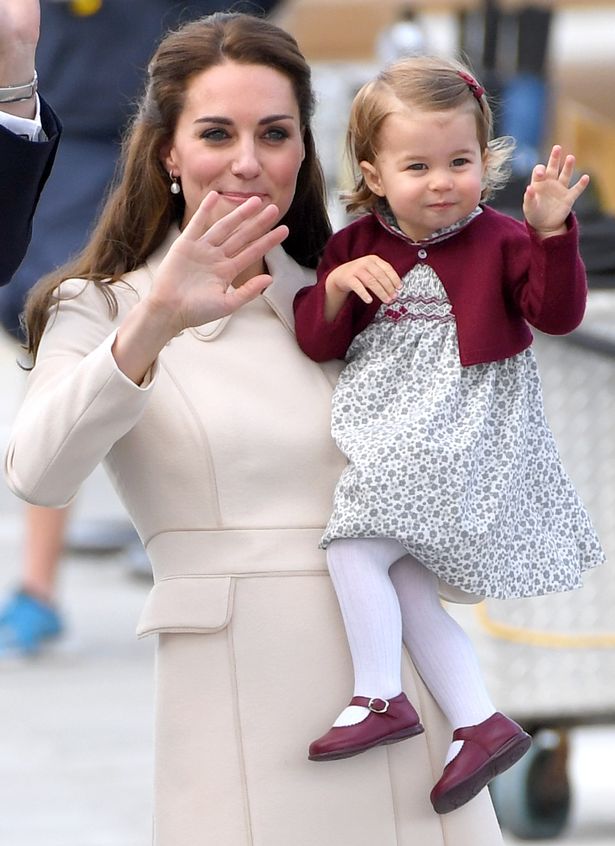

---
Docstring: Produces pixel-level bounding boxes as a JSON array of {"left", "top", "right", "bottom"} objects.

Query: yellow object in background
[{"left": 70, "top": 0, "right": 102, "bottom": 16}]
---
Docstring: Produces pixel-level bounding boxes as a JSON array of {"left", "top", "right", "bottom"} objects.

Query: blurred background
[{"left": 1, "top": 1, "right": 614, "bottom": 844}]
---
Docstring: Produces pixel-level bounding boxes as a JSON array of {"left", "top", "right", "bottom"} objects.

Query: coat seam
[
  {"left": 144, "top": 526, "right": 327, "bottom": 546},
  {"left": 227, "top": 617, "right": 255, "bottom": 845},
  {"left": 386, "top": 746, "right": 401, "bottom": 844},
  {"left": 158, "top": 359, "right": 223, "bottom": 528},
  {"left": 411, "top": 666, "right": 447, "bottom": 845},
  {"left": 155, "top": 571, "right": 328, "bottom": 581}
]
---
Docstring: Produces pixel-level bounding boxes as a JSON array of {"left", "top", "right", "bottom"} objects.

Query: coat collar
[
  {"left": 372, "top": 199, "right": 483, "bottom": 246},
  {"left": 143, "top": 225, "right": 314, "bottom": 341}
]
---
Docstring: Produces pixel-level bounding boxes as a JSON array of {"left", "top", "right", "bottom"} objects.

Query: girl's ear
[{"left": 359, "top": 160, "right": 385, "bottom": 197}]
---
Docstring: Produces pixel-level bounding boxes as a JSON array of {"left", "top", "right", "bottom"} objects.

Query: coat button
[{"left": 418, "top": 248, "right": 427, "bottom": 259}]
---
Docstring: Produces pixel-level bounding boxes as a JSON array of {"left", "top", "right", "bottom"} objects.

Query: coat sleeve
[
  {"left": 505, "top": 214, "right": 588, "bottom": 334},
  {"left": 4, "top": 279, "right": 157, "bottom": 507},
  {"left": 293, "top": 228, "right": 376, "bottom": 362},
  {"left": 0, "top": 97, "right": 61, "bottom": 286}
]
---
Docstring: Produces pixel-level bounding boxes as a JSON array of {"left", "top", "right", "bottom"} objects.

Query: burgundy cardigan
[{"left": 293, "top": 205, "right": 587, "bottom": 366}]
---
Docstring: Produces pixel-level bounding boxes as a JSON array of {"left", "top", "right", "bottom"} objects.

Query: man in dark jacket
[{"left": 0, "top": 0, "right": 60, "bottom": 286}]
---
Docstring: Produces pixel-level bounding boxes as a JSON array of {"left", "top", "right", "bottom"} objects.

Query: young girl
[{"left": 293, "top": 56, "right": 605, "bottom": 815}]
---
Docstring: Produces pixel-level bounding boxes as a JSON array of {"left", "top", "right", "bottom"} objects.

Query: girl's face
[
  {"left": 360, "top": 106, "right": 487, "bottom": 241},
  {"left": 162, "top": 61, "right": 305, "bottom": 231}
]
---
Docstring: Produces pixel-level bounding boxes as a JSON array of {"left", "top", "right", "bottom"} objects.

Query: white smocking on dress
[{"left": 321, "top": 217, "right": 604, "bottom": 599}]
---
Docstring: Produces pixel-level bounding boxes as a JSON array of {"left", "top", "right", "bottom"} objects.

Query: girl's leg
[
  {"left": 389, "top": 554, "right": 531, "bottom": 813},
  {"left": 309, "top": 537, "right": 423, "bottom": 762},
  {"left": 389, "top": 554, "right": 496, "bottom": 762},
  {"left": 326, "top": 536, "right": 409, "bottom": 726}
]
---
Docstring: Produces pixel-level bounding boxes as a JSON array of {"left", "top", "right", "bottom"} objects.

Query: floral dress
[{"left": 321, "top": 210, "right": 605, "bottom": 599}]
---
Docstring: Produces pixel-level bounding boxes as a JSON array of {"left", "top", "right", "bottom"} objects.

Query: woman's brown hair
[
  {"left": 344, "top": 55, "right": 514, "bottom": 214},
  {"left": 25, "top": 12, "right": 331, "bottom": 360}
]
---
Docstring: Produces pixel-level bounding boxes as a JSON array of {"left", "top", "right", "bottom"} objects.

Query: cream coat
[{"left": 5, "top": 228, "right": 503, "bottom": 845}]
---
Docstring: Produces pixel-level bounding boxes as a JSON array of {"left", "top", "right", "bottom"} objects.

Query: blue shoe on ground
[{"left": 0, "top": 590, "right": 63, "bottom": 656}]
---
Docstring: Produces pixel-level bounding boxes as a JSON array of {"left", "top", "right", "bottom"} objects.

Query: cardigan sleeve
[
  {"left": 4, "top": 279, "right": 157, "bottom": 508},
  {"left": 505, "top": 215, "right": 588, "bottom": 335},
  {"left": 293, "top": 226, "right": 378, "bottom": 362}
]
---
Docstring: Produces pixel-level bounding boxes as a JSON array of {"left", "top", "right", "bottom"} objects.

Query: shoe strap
[{"left": 350, "top": 696, "right": 390, "bottom": 714}]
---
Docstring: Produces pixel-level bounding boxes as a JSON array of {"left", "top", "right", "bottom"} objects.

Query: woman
[{"left": 5, "top": 13, "right": 504, "bottom": 845}]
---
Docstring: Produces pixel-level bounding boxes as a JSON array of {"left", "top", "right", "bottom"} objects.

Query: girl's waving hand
[{"left": 523, "top": 145, "right": 590, "bottom": 238}]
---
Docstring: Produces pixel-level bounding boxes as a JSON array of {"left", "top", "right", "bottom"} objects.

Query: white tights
[{"left": 327, "top": 537, "right": 496, "bottom": 762}]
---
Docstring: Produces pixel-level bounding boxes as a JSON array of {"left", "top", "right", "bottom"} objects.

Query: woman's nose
[{"left": 230, "top": 142, "right": 262, "bottom": 179}]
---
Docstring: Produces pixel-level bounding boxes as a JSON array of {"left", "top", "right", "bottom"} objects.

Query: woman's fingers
[
  {"left": 189, "top": 193, "right": 276, "bottom": 249},
  {"left": 223, "top": 274, "right": 274, "bottom": 313},
  {"left": 179, "top": 192, "right": 288, "bottom": 281},
  {"left": 181, "top": 191, "right": 226, "bottom": 241},
  {"left": 220, "top": 202, "right": 285, "bottom": 258},
  {"left": 227, "top": 224, "right": 289, "bottom": 278}
]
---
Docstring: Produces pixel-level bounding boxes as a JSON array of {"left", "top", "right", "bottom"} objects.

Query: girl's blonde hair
[{"left": 344, "top": 55, "right": 514, "bottom": 214}]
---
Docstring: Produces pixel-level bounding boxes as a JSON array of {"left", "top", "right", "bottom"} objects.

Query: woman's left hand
[{"left": 523, "top": 145, "right": 590, "bottom": 238}]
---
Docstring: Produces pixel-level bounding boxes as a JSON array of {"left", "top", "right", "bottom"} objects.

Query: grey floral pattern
[{"left": 321, "top": 263, "right": 605, "bottom": 599}]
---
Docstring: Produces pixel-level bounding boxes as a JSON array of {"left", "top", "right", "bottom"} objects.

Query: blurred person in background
[
  {"left": 469, "top": 1, "right": 615, "bottom": 286},
  {"left": 376, "top": 3, "right": 427, "bottom": 67},
  {"left": 500, "top": 4, "right": 552, "bottom": 175},
  {"left": 482, "top": 2, "right": 553, "bottom": 175},
  {"left": 0, "top": 0, "right": 282, "bottom": 658}
]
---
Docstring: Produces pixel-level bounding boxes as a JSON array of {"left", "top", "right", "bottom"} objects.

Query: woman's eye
[
  {"left": 200, "top": 128, "right": 229, "bottom": 142},
  {"left": 264, "top": 127, "right": 289, "bottom": 142}
]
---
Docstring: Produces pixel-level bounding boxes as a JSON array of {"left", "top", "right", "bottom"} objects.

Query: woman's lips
[{"left": 219, "top": 191, "right": 269, "bottom": 203}]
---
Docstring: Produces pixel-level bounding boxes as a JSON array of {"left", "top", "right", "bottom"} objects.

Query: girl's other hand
[
  {"left": 523, "top": 145, "right": 590, "bottom": 239},
  {"left": 325, "top": 255, "right": 401, "bottom": 306}
]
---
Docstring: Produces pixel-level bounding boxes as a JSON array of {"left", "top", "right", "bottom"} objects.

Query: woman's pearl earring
[{"left": 169, "top": 172, "right": 181, "bottom": 195}]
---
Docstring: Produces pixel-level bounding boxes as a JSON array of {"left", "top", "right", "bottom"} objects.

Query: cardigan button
[{"left": 417, "top": 248, "right": 427, "bottom": 259}]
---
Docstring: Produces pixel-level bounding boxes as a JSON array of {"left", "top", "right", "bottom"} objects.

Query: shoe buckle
[{"left": 367, "top": 697, "right": 389, "bottom": 714}]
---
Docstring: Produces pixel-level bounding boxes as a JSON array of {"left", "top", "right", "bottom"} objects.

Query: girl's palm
[{"left": 523, "top": 145, "right": 590, "bottom": 235}]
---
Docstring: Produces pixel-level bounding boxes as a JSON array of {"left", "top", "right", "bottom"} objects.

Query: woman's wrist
[{"left": 112, "top": 297, "right": 181, "bottom": 386}]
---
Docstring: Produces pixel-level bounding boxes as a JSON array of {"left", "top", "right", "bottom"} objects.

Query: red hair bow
[{"left": 457, "top": 70, "right": 485, "bottom": 102}]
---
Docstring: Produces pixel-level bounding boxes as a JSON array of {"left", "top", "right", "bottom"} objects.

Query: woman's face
[{"left": 162, "top": 61, "right": 305, "bottom": 231}]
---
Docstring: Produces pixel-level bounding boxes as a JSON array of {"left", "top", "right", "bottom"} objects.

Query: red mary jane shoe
[
  {"left": 430, "top": 712, "right": 531, "bottom": 814},
  {"left": 308, "top": 692, "right": 424, "bottom": 762}
]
